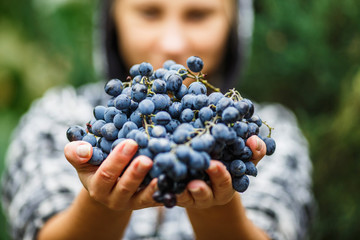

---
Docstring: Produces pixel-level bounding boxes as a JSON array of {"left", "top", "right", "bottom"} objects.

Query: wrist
[
  {"left": 186, "top": 193, "right": 270, "bottom": 240},
  {"left": 38, "top": 187, "right": 133, "bottom": 240},
  {"left": 186, "top": 193, "right": 245, "bottom": 217},
  {"left": 79, "top": 187, "right": 132, "bottom": 216}
]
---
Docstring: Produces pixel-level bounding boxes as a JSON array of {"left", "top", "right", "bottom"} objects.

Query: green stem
[
  {"left": 142, "top": 115, "right": 153, "bottom": 140},
  {"left": 262, "top": 121, "right": 274, "bottom": 138}
]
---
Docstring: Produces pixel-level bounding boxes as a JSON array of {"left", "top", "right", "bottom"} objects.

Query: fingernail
[
  {"left": 153, "top": 182, "right": 158, "bottom": 191},
  {"left": 208, "top": 164, "right": 218, "bottom": 174},
  {"left": 189, "top": 186, "right": 200, "bottom": 194},
  {"left": 256, "top": 138, "right": 263, "bottom": 151},
  {"left": 137, "top": 159, "right": 151, "bottom": 173},
  {"left": 122, "top": 140, "right": 137, "bottom": 155},
  {"left": 76, "top": 145, "right": 91, "bottom": 158}
]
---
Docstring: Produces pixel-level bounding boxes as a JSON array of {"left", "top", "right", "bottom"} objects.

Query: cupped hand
[
  {"left": 177, "top": 135, "right": 266, "bottom": 209},
  {"left": 64, "top": 139, "right": 161, "bottom": 211}
]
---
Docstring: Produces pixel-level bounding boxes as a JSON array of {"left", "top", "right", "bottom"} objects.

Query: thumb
[
  {"left": 64, "top": 141, "right": 93, "bottom": 168},
  {"left": 246, "top": 135, "right": 266, "bottom": 166}
]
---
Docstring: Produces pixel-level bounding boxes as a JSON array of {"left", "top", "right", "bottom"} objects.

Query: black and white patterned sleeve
[
  {"left": 1, "top": 86, "right": 96, "bottom": 240},
  {"left": 242, "top": 103, "right": 315, "bottom": 240}
]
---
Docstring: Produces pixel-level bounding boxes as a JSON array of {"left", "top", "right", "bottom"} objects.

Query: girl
[{"left": 2, "top": 0, "right": 314, "bottom": 239}]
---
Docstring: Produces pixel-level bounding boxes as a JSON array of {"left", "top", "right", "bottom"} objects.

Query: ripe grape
[
  {"left": 186, "top": 56, "right": 204, "bottom": 73},
  {"left": 66, "top": 126, "right": 86, "bottom": 142}
]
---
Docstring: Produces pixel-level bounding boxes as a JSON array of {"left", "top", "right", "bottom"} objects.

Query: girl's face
[{"left": 113, "top": 0, "right": 234, "bottom": 77}]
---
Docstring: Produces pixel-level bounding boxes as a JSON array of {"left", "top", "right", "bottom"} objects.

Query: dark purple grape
[
  {"left": 222, "top": 106, "right": 240, "bottom": 124},
  {"left": 180, "top": 108, "right": 194, "bottom": 123},
  {"left": 148, "top": 138, "right": 171, "bottom": 154},
  {"left": 93, "top": 105, "right": 106, "bottom": 120},
  {"left": 232, "top": 175, "right": 250, "bottom": 193},
  {"left": 186, "top": 56, "right": 204, "bottom": 73},
  {"left": 99, "top": 137, "right": 113, "bottom": 154},
  {"left": 199, "top": 106, "right": 213, "bottom": 123},
  {"left": 243, "top": 98, "right": 254, "bottom": 119},
  {"left": 181, "top": 94, "right": 195, "bottom": 109},
  {"left": 138, "top": 99, "right": 155, "bottom": 115},
  {"left": 245, "top": 161, "right": 258, "bottom": 177},
  {"left": 162, "top": 192, "right": 177, "bottom": 208},
  {"left": 216, "top": 97, "right": 233, "bottom": 115},
  {"left": 193, "top": 94, "right": 208, "bottom": 110},
  {"left": 151, "top": 94, "right": 168, "bottom": 110},
  {"left": 152, "top": 79, "right": 167, "bottom": 93},
  {"left": 163, "top": 59, "right": 176, "bottom": 70},
  {"left": 154, "top": 68, "right": 167, "bottom": 79},
  {"left": 264, "top": 137, "right": 276, "bottom": 155},
  {"left": 104, "top": 79, "right": 123, "bottom": 97},
  {"left": 157, "top": 174, "right": 173, "bottom": 192},
  {"left": 188, "top": 82, "right": 207, "bottom": 95},
  {"left": 82, "top": 134, "right": 97, "bottom": 147},
  {"left": 100, "top": 123, "right": 119, "bottom": 141},
  {"left": 131, "top": 83, "right": 148, "bottom": 102},
  {"left": 248, "top": 114, "right": 262, "bottom": 127},
  {"left": 154, "top": 111, "right": 172, "bottom": 126},
  {"left": 130, "top": 110, "right": 143, "bottom": 127},
  {"left": 230, "top": 160, "right": 246, "bottom": 177},
  {"left": 168, "top": 102, "right": 183, "bottom": 119},
  {"left": 151, "top": 125, "right": 167, "bottom": 138},
  {"left": 122, "top": 122, "right": 138, "bottom": 137},
  {"left": 175, "top": 84, "right": 188, "bottom": 99},
  {"left": 113, "top": 112, "right": 127, "bottom": 129},
  {"left": 129, "top": 64, "right": 140, "bottom": 77},
  {"left": 239, "top": 146, "right": 253, "bottom": 161},
  {"left": 114, "top": 94, "right": 131, "bottom": 110},
  {"left": 208, "top": 92, "right": 224, "bottom": 105},
  {"left": 139, "top": 62, "right": 153, "bottom": 76},
  {"left": 88, "top": 147, "right": 104, "bottom": 165},
  {"left": 152, "top": 190, "right": 164, "bottom": 203},
  {"left": 66, "top": 126, "right": 86, "bottom": 142},
  {"left": 91, "top": 120, "right": 106, "bottom": 137},
  {"left": 247, "top": 122, "right": 259, "bottom": 137},
  {"left": 104, "top": 107, "right": 120, "bottom": 123},
  {"left": 166, "top": 73, "right": 183, "bottom": 92}
]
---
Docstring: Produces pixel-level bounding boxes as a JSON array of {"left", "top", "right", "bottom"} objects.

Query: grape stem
[
  {"left": 262, "top": 120, "right": 274, "bottom": 138},
  {"left": 224, "top": 88, "right": 243, "bottom": 101},
  {"left": 142, "top": 115, "right": 153, "bottom": 140},
  {"left": 185, "top": 70, "right": 221, "bottom": 93},
  {"left": 123, "top": 81, "right": 131, "bottom": 88}
]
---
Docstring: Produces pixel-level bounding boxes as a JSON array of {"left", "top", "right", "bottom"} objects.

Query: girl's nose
[{"left": 158, "top": 20, "right": 187, "bottom": 61}]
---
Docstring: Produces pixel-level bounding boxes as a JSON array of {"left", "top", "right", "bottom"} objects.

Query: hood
[{"left": 93, "top": 0, "right": 254, "bottom": 92}]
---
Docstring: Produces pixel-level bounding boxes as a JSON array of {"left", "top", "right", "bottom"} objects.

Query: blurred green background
[{"left": 0, "top": 0, "right": 359, "bottom": 239}]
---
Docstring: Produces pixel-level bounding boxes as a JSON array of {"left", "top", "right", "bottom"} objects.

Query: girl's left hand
[{"left": 176, "top": 135, "right": 266, "bottom": 209}]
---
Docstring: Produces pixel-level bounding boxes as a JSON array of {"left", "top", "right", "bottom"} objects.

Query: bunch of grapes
[{"left": 67, "top": 56, "right": 276, "bottom": 208}]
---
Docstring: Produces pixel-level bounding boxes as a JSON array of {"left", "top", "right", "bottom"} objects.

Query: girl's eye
[
  {"left": 186, "top": 10, "right": 212, "bottom": 22},
  {"left": 140, "top": 7, "right": 161, "bottom": 20}
]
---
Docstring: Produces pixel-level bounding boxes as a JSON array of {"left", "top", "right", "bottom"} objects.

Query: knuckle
[
  {"left": 88, "top": 189, "right": 103, "bottom": 203},
  {"left": 128, "top": 169, "right": 144, "bottom": 180},
  {"left": 99, "top": 170, "right": 118, "bottom": 184},
  {"left": 194, "top": 199, "right": 210, "bottom": 209},
  {"left": 217, "top": 176, "right": 232, "bottom": 189},
  {"left": 107, "top": 201, "right": 122, "bottom": 211},
  {"left": 117, "top": 184, "right": 133, "bottom": 195},
  {"left": 183, "top": 197, "right": 195, "bottom": 206},
  {"left": 191, "top": 190, "right": 211, "bottom": 203},
  {"left": 138, "top": 197, "right": 152, "bottom": 207},
  {"left": 88, "top": 189, "right": 96, "bottom": 199}
]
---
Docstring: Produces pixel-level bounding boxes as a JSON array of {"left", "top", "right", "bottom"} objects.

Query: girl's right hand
[{"left": 64, "top": 139, "right": 161, "bottom": 211}]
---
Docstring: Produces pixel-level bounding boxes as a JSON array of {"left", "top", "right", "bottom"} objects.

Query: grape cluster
[{"left": 66, "top": 56, "right": 276, "bottom": 208}]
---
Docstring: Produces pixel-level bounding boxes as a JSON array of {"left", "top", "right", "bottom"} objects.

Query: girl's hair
[{"left": 96, "top": 0, "right": 247, "bottom": 92}]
